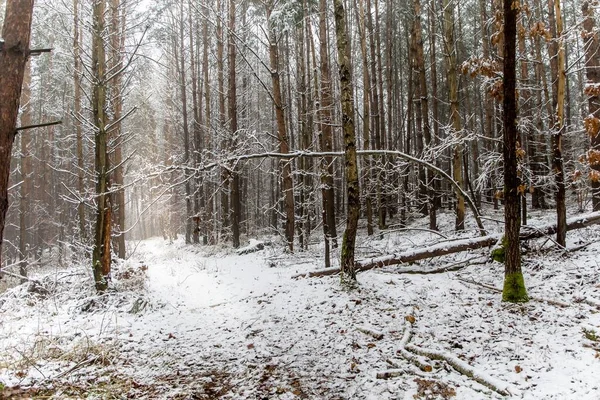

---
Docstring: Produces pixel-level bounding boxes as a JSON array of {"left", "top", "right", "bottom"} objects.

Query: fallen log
[{"left": 293, "top": 211, "right": 600, "bottom": 279}]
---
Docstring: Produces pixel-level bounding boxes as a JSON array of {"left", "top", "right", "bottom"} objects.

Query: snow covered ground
[{"left": 1, "top": 210, "right": 599, "bottom": 399}]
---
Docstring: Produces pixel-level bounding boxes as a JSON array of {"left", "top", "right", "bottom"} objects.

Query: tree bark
[
  {"left": 177, "top": 0, "right": 192, "bottom": 245},
  {"left": 502, "top": 0, "right": 528, "bottom": 303},
  {"left": 228, "top": 0, "right": 241, "bottom": 248},
  {"left": 266, "top": 2, "right": 295, "bottom": 252},
  {"left": 547, "top": 0, "right": 567, "bottom": 247},
  {"left": 333, "top": 0, "right": 361, "bottom": 281},
  {"left": 91, "top": 0, "right": 111, "bottom": 292},
  {"left": 19, "top": 61, "right": 33, "bottom": 282},
  {"left": 318, "top": 0, "right": 338, "bottom": 253},
  {"left": 414, "top": 0, "right": 435, "bottom": 229},
  {"left": 442, "top": 0, "right": 466, "bottom": 231},
  {"left": 357, "top": 0, "right": 373, "bottom": 236},
  {"left": 110, "top": 0, "right": 126, "bottom": 259},
  {"left": 0, "top": 0, "right": 34, "bottom": 273},
  {"left": 73, "top": 0, "right": 86, "bottom": 243},
  {"left": 216, "top": 0, "right": 229, "bottom": 242}
]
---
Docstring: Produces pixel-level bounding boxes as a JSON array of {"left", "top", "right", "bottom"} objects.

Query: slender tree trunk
[
  {"left": 228, "top": 0, "right": 241, "bottom": 248},
  {"left": 177, "top": 1, "right": 192, "bottom": 244},
  {"left": 502, "top": 0, "right": 528, "bottom": 303},
  {"left": 532, "top": 0, "right": 550, "bottom": 209},
  {"left": 414, "top": 0, "right": 435, "bottom": 228},
  {"left": 547, "top": 0, "right": 567, "bottom": 247},
  {"left": 202, "top": 0, "right": 212, "bottom": 244},
  {"left": 443, "top": 0, "right": 466, "bottom": 231},
  {"left": 19, "top": 62, "right": 33, "bottom": 282},
  {"left": 358, "top": 0, "right": 373, "bottom": 236},
  {"left": 91, "top": 0, "right": 111, "bottom": 292},
  {"left": 110, "top": 0, "right": 126, "bottom": 258},
  {"left": 189, "top": 0, "right": 201, "bottom": 245},
  {"left": 73, "top": 0, "right": 86, "bottom": 243},
  {"left": 318, "top": 0, "right": 337, "bottom": 265},
  {"left": 429, "top": 0, "right": 441, "bottom": 210},
  {"left": 411, "top": 23, "right": 427, "bottom": 217},
  {"left": 334, "top": 0, "right": 361, "bottom": 282},
  {"left": 266, "top": 3, "right": 295, "bottom": 252},
  {"left": 216, "top": 0, "right": 229, "bottom": 242}
]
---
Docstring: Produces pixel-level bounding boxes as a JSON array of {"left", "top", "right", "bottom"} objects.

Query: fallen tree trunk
[{"left": 293, "top": 211, "right": 600, "bottom": 279}]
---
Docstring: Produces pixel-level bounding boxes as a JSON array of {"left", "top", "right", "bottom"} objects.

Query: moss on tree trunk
[{"left": 502, "top": 272, "right": 529, "bottom": 303}]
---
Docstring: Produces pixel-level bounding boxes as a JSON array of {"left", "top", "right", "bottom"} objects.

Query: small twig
[{"left": 49, "top": 355, "right": 99, "bottom": 381}]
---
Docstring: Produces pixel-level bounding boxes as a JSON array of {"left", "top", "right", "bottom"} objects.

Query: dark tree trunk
[{"left": 502, "top": 0, "right": 528, "bottom": 303}]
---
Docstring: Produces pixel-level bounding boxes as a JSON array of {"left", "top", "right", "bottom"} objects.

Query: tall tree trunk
[
  {"left": 110, "top": 0, "right": 126, "bottom": 258},
  {"left": 414, "top": 0, "right": 435, "bottom": 228},
  {"left": 19, "top": 62, "right": 33, "bottom": 282},
  {"left": 73, "top": 0, "right": 86, "bottom": 243},
  {"left": 583, "top": 1, "right": 600, "bottom": 211},
  {"left": 333, "top": 0, "right": 361, "bottom": 282},
  {"left": 443, "top": 0, "right": 466, "bottom": 231},
  {"left": 91, "top": 0, "right": 111, "bottom": 292},
  {"left": 189, "top": 0, "right": 201, "bottom": 245},
  {"left": 216, "top": 0, "right": 229, "bottom": 241},
  {"left": 502, "top": 0, "right": 528, "bottom": 303},
  {"left": 266, "top": 3, "right": 295, "bottom": 252},
  {"left": 0, "top": 0, "right": 34, "bottom": 271},
  {"left": 429, "top": 0, "right": 441, "bottom": 210},
  {"left": 357, "top": 0, "right": 373, "bottom": 236},
  {"left": 228, "top": 0, "right": 241, "bottom": 248},
  {"left": 318, "top": 0, "right": 337, "bottom": 266},
  {"left": 202, "top": 0, "right": 212, "bottom": 245},
  {"left": 177, "top": 1, "right": 192, "bottom": 244},
  {"left": 547, "top": 0, "right": 567, "bottom": 247}
]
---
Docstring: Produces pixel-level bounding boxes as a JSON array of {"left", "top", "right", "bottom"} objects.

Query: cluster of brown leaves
[
  {"left": 585, "top": 83, "right": 600, "bottom": 97},
  {"left": 490, "top": 80, "right": 504, "bottom": 101},
  {"left": 587, "top": 149, "right": 600, "bottom": 166},
  {"left": 461, "top": 57, "right": 501, "bottom": 78},
  {"left": 584, "top": 115, "right": 600, "bottom": 137},
  {"left": 530, "top": 21, "right": 551, "bottom": 40}
]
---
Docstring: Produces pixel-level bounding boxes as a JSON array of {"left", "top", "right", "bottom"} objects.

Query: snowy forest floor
[{"left": 1, "top": 209, "right": 600, "bottom": 399}]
